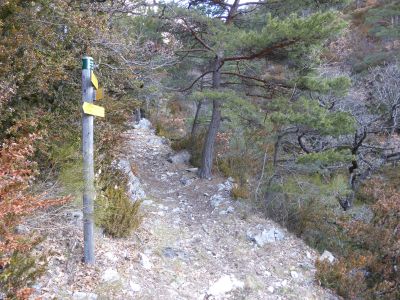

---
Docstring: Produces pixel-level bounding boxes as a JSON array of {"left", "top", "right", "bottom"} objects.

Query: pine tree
[{"left": 168, "top": 0, "right": 348, "bottom": 178}]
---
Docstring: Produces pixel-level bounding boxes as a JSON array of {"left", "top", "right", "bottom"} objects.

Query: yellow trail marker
[
  {"left": 91, "top": 72, "right": 98, "bottom": 90},
  {"left": 83, "top": 102, "right": 105, "bottom": 118},
  {"left": 95, "top": 87, "right": 103, "bottom": 100}
]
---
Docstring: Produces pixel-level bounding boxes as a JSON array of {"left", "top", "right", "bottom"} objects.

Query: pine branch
[
  {"left": 223, "top": 39, "right": 298, "bottom": 62},
  {"left": 181, "top": 18, "right": 215, "bottom": 52},
  {"left": 180, "top": 70, "right": 213, "bottom": 92}
]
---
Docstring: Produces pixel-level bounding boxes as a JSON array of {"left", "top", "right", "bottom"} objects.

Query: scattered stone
[
  {"left": 290, "top": 271, "right": 299, "bottom": 279},
  {"left": 66, "top": 210, "right": 83, "bottom": 222},
  {"left": 133, "top": 118, "right": 151, "bottom": 130},
  {"left": 158, "top": 204, "right": 168, "bottom": 210},
  {"left": 217, "top": 183, "right": 226, "bottom": 191},
  {"left": 139, "top": 253, "right": 152, "bottom": 269},
  {"left": 104, "top": 252, "right": 118, "bottom": 263},
  {"left": 167, "top": 150, "right": 191, "bottom": 164},
  {"left": 72, "top": 292, "right": 98, "bottom": 300},
  {"left": 218, "top": 205, "right": 235, "bottom": 215},
  {"left": 142, "top": 199, "right": 154, "bottom": 206},
  {"left": 267, "top": 286, "right": 274, "bottom": 293},
  {"left": 15, "top": 224, "right": 29, "bottom": 234},
  {"left": 223, "top": 180, "right": 233, "bottom": 191},
  {"left": 319, "top": 250, "right": 336, "bottom": 264},
  {"left": 217, "top": 180, "right": 234, "bottom": 192},
  {"left": 180, "top": 176, "right": 194, "bottom": 186},
  {"left": 207, "top": 275, "right": 244, "bottom": 297},
  {"left": 101, "top": 268, "right": 120, "bottom": 283},
  {"left": 162, "top": 247, "right": 179, "bottom": 258},
  {"left": 247, "top": 228, "right": 285, "bottom": 246},
  {"left": 210, "top": 194, "right": 225, "bottom": 207},
  {"left": 129, "top": 281, "right": 141, "bottom": 292}
]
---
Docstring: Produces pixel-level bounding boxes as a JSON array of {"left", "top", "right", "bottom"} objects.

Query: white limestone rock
[
  {"left": 101, "top": 268, "right": 120, "bottom": 283},
  {"left": 72, "top": 292, "right": 98, "bottom": 300},
  {"left": 207, "top": 275, "right": 244, "bottom": 297},
  {"left": 319, "top": 250, "right": 336, "bottom": 264}
]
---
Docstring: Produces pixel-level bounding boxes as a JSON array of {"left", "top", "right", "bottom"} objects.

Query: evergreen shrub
[{"left": 97, "top": 186, "right": 142, "bottom": 238}]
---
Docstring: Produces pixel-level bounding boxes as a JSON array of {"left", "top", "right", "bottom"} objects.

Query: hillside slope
[{"left": 31, "top": 119, "right": 338, "bottom": 300}]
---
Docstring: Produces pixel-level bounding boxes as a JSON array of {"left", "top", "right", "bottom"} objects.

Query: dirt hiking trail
[{"left": 33, "top": 120, "right": 339, "bottom": 300}]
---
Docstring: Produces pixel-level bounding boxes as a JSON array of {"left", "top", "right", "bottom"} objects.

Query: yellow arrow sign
[
  {"left": 91, "top": 71, "right": 98, "bottom": 90},
  {"left": 83, "top": 102, "right": 105, "bottom": 118},
  {"left": 95, "top": 87, "right": 103, "bottom": 101}
]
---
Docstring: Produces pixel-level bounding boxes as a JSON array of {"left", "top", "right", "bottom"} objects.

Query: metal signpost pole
[{"left": 82, "top": 56, "right": 95, "bottom": 264}]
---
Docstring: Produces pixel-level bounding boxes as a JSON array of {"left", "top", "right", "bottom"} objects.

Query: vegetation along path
[{"left": 34, "top": 119, "right": 339, "bottom": 300}]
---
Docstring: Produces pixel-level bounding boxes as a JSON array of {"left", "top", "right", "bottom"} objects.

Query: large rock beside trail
[
  {"left": 167, "top": 150, "right": 191, "bottom": 164},
  {"left": 116, "top": 159, "right": 146, "bottom": 202}
]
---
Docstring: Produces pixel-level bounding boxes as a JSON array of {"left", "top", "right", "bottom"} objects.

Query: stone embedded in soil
[
  {"left": 247, "top": 228, "right": 285, "bottom": 246},
  {"left": 139, "top": 253, "right": 152, "bottom": 269},
  {"left": 129, "top": 281, "right": 141, "bottom": 292},
  {"left": 217, "top": 180, "right": 234, "bottom": 192},
  {"left": 104, "top": 252, "right": 118, "bottom": 263},
  {"left": 207, "top": 274, "right": 244, "bottom": 297},
  {"left": 180, "top": 176, "right": 194, "bottom": 186},
  {"left": 319, "top": 250, "right": 336, "bottom": 263},
  {"left": 72, "top": 292, "right": 98, "bottom": 300},
  {"left": 210, "top": 194, "right": 225, "bottom": 207},
  {"left": 101, "top": 268, "right": 120, "bottom": 283},
  {"left": 167, "top": 150, "right": 191, "bottom": 164},
  {"left": 291, "top": 270, "right": 299, "bottom": 279},
  {"left": 162, "top": 247, "right": 179, "bottom": 258},
  {"left": 142, "top": 199, "right": 154, "bottom": 205}
]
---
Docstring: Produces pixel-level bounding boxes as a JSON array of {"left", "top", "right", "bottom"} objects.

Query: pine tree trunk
[
  {"left": 191, "top": 76, "right": 205, "bottom": 139},
  {"left": 199, "top": 54, "right": 222, "bottom": 179},
  {"left": 191, "top": 100, "right": 203, "bottom": 138},
  {"left": 135, "top": 108, "right": 141, "bottom": 123}
]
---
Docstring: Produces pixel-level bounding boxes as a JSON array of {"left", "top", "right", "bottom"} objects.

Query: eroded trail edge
[{"left": 35, "top": 121, "right": 339, "bottom": 300}]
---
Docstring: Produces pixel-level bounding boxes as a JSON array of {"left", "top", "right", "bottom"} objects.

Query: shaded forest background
[{"left": 0, "top": 0, "right": 399, "bottom": 299}]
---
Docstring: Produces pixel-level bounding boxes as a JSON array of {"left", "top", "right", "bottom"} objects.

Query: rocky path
[{"left": 33, "top": 120, "right": 339, "bottom": 300}]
